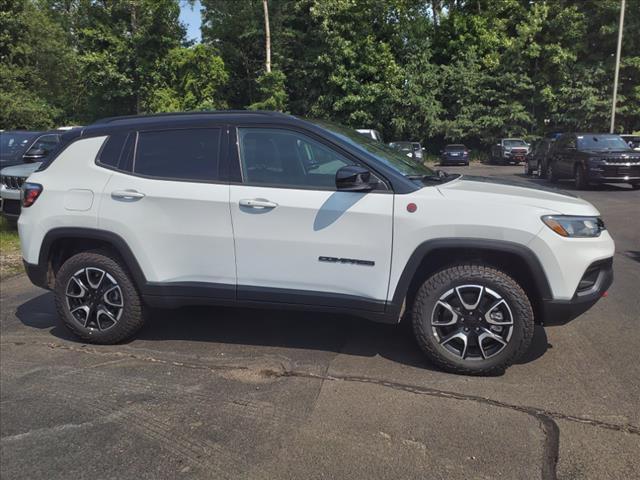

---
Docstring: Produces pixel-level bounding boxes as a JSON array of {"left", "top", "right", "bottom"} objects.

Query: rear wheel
[
  {"left": 631, "top": 183, "right": 640, "bottom": 190},
  {"left": 536, "top": 160, "right": 546, "bottom": 178},
  {"left": 411, "top": 264, "right": 534, "bottom": 375},
  {"left": 54, "top": 250, "right": 145, "bottom": 344}
]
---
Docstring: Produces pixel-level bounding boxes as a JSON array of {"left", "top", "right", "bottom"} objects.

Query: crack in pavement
[{"left": 5, "top": 340, "right": 640, "bottom": 479}]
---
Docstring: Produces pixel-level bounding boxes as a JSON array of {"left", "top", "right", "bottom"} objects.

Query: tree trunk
[{"left": 263, "top": 0, "right": 271, "bottom": 73}]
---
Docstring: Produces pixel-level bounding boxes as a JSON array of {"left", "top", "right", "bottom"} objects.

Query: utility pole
[
  {"left": 263, "top": 0, "right": 271, "bottom": 73},
  {"left": 610, "top": 0, "right": 625, "bottom": 133}
]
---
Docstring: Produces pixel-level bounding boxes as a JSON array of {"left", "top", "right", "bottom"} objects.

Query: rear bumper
[{"left": 541, "top": 257, "right": 613, "bottom": 325}]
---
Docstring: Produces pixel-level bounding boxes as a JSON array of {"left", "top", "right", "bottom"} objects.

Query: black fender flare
[
  {"left": 386, "top": 238, "right": 553, "bottom": 318},
  {"left": 38, "top": 227, "right": 148, "bottom": 290}
]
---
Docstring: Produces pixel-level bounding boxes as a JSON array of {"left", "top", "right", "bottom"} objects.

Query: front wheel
[
  {"left": 54, "top": 250, "right": 145, "bottom": 344},
  {"left": 525, "top": 162, "right": 533, "bottom": 175},
  {"left": 411, "top": 265, "right": 534, "bottom": 375},
  {"left": 547, "top": 161, "right": 557, "bottom": 182},
  {"left": 574, "top": 164, "right": 589, "bottom": 190}
]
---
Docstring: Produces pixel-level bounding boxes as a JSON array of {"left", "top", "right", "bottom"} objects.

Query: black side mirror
[
  {"left": 336, "top": 165, "right": 374, "bottom": 192},
  {"left": 23, "top": 148, "right": 46, "bottom": 161}
]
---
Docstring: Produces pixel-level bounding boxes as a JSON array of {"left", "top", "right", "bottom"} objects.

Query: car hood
[
  {"left": 0, "top": 162, "right": 42, "bottom": 177},
  {"left": 437, "top": 175, "right": 599, "bottom": 216}
]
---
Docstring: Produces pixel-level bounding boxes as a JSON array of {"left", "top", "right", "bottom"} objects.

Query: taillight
[{"left": 21, "top": 182, "right": 43, "bottom": 207}]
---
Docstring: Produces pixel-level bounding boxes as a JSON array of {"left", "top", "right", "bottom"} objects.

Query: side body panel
[
  {"left": 229, "top": 186, "right": 393, "bottom": 304},
  {"left": 99, "top": 173, "right": 236, "bottom": 285},
  {"left": 19, "top": 136, "right": 111, "bottom": 264}
]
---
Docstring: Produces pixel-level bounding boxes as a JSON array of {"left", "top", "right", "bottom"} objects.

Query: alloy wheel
[
  {"left": 65, "top": 268, "right": 124, "bottom": 331},
  {"left": 431, "top": 285, "right": 514, "bottom": 361}
]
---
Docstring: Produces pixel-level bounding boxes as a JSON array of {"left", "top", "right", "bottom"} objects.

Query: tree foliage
[{"left": 1, "top": 0, "right": 638, "bottom": 149}]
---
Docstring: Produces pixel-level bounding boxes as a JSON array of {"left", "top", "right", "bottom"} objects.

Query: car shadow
[
  {"left": 15, "top": 292, "right": 549, "bottom": 375},
  {"left": 624, "top": 251, "right": 640, "bottom": 264}
]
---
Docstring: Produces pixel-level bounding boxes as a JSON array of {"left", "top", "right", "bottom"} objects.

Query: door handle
[
  {"left": 239, "top": 198, "right": 278, "bottom": 209},
  {"left": 111, "top": 189, "right": 145, "bottom": 200}
]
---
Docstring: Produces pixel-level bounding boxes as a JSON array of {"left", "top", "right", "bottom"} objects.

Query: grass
[{"left": 0, "top": 217, "right": 23, "bottom": 280}]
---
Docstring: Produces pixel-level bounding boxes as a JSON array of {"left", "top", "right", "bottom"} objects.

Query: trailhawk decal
[{"left": 319, "top": 256, "right": 375, "bottom": 267}]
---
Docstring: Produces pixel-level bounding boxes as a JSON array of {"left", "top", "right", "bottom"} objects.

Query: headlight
[{"left": 541, "top": 215, "right": 605, "bottom": 238}]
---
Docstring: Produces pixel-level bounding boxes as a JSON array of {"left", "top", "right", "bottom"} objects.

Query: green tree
[
  {"left": 145, "top": 44, "right": 228, "bottom": 112},
  {"left": 0, "top": 0, "right": 80, "bottom": 128},
  {"left": 74, "top": 0, "right": 185, "bottom": 119}
]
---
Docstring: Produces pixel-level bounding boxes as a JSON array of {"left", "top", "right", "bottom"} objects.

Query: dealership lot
[{"left": 1, "top": 164, "right": 638, "bottom": 479}]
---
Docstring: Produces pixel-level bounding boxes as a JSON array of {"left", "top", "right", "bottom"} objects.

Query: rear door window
[{"left": 134, "top": 128, "right": 221, "bottom": 181}]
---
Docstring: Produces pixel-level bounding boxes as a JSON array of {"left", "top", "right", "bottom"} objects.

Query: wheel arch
[
  {"left": 38, "top": 228, "right": 147, "bottom": 290},
  {"left": 389, "top": 239, "right": 552, "bottom": 323}
]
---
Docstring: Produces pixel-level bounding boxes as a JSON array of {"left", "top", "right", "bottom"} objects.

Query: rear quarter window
[{"left": 96, "top": 132, "right": 128, "bottom": 169}]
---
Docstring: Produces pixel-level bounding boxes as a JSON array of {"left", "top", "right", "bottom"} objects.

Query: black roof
[
  {"left": 69, "top": 110, "right": 423, "bottom": 194},
  {"left": 82, "top": 110, "right": 299, "bottom": 137}
]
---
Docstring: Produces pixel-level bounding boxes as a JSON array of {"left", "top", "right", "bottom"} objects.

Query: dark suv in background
[
  {"left": 547, "top": 133, "right": 640, "bottom": 189},
  {"left": 440, "top": 144, "right": 469, "bottom": 166}
]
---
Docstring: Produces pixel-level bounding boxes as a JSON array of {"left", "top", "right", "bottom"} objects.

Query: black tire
[
  {"left": 54, "top": 250, "right": 144, "bottom": 344},
  {"left": 411, "top": 264, "right": 534, "bottom": 375},
  {"left": 574, "top": 164, "right": 589, "bottom": 190},
  {"left": 547, "top": 161, "right": 557, "bottom": 182},
  {"left": 525, "top": 162, "right": 533, "bottom": 175},
  {"left": 536, "top": 160, "right": 546, "bottom": 178},
  {"left": 631, "top": 183, "right": 640, "bottom": 190}
]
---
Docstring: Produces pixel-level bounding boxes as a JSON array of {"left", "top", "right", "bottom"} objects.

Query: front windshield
[
  {"left": 577, "top": 134, "right": 630, "bottom": 151},
  {"left": 0, "top": 132, "right": 35, "bottom": 160},
  {"left": 313, "top": 121, "right": 435, "bottom": 177},
  {"left": 504, "top": 139, "right": 527, "bottom": 148}
]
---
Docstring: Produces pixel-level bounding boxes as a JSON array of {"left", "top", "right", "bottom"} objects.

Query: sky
[{"left": 179, "top": 0, "right": 202, "bottom": 43}]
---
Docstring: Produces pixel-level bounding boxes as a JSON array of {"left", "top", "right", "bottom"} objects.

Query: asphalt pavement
[{"left": 1, "top": 164, "right": 638, "bottom": 479}]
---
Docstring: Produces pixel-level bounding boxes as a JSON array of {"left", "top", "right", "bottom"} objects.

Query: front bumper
[
  {"left": 0, "top": 185, "right": 22, "bottom": 218},
  {"left": 587, "top": 163, "right": 640, "bottom": 183},
  {"left": 541, "top": 257, "right": 613, "bottom": 325},
  {"left": 23, "top": 260, "right": 49, "bottom": 290}
]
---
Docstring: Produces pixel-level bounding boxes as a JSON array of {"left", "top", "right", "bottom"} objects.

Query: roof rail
[{"left": 92, "top": 110, "right": 288, "bottom": 125}]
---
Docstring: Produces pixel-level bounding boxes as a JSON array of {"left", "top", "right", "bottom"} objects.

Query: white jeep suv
[{"left": 18, "top": 112, "right": 614, "bottom": 374}]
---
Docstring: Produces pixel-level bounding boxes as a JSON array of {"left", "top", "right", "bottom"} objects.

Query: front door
[{"left": 229, "top": 127, "right": 394, "bottom": 310}]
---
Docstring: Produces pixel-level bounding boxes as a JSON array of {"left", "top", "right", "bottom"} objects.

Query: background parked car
[
  {"left": 440, "top": 144, "right": 469, "bottom": 166},
  {"left": 356, "top": 129, "right": 383, "bottom": 142},
  {"left": 547, "top": 133, "right": 640, "bottom": 189},
  {"left": 0, "top": 128, "right": 81, "bottom": 221},
  {"left": 1, "top": 131, "right": 45, "bottom": 169},
  {"left": 388, "top": 141, "right": 423, "bottom": 162},
  {"left": 491, "top": 138, "right": 530, "bottom": 164},
  {"left": 525, "top": 137, "right": 555, "bottom": 177}
]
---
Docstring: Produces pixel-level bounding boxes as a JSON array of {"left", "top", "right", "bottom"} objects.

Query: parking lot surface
[{"left": 1, "top": 164, "right": 639, "bottom": 479}]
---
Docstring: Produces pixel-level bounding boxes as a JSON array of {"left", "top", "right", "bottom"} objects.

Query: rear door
[
  {"left": 228, "top": 126, "right": 394, "bottom": 309},
  {"left": 98, "top": 125, "right": 236, "bottom": 295}
]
